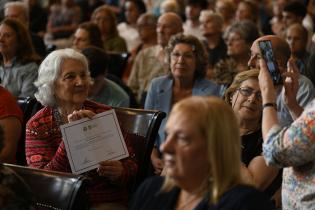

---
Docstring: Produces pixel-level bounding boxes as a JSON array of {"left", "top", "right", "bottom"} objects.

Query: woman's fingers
[
  {"left": 97, "top": 160, "right": 124, "bottom": 180},
  {"left": 67, "top": 110, "right": 96, "bottom": 122}
]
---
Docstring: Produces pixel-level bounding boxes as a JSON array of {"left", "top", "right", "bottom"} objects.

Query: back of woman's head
[
  {"left": 81, "top": 46, "right": 108, "bottom": 78},
  {"left": 0, "top": 18, "right": 39, "bottom": 64},
  {"left": 169, "top": 96, "right": 241, "bottom": 203}
]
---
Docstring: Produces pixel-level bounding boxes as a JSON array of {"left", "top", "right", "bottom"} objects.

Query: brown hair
[
  {"left": 78, "top": 21, "right": 103, "bottom": 48},
  {"left": 91, "top": 5, "right": 118, "bottom": 37},
  {"left": 0, "top": 18, "right": 40, "bottom": 64}
]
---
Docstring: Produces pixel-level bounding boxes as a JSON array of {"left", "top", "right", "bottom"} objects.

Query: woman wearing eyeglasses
[
  {"left": 224, "top": 69, "right": 282, "bottom": 203},
  {"left": 145, "top": 34, "right": 222, "bottom": 175},
  {"left": 212, "top": 20, "right": 259, "bottom": 88}
]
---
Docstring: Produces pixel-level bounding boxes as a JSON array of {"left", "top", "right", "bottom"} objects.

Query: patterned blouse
[
  {"left": 263, "top": 99, "right": 315, "bottom": 209},
  {"left": 25, "top": 100, "right": 138, "bottom": 206}
]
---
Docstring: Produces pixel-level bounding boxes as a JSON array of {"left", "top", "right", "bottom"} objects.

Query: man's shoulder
[
  {"left": 297, "top": 74, "right": 315, "bottom": 98},
  {"left": 299, "top": 74, "right": 315, "bottom": 87},
  {"left": 104, "top": 78, "right": 129, "bottom": 97},
  {"left": 138, "top": 45, "right": 161, "bottom": 57}
]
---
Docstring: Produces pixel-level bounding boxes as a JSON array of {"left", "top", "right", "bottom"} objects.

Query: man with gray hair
[
  {"left": 128, "top": 12, "right": 183, "bottom": 105},
  {"left": 5, "top": 1, "right": 46, "bottom": 57}
]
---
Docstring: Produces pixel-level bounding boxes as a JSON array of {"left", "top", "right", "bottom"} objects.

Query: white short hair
[{"left": 34, "top": 48, "right": 90, "bottom": 107}]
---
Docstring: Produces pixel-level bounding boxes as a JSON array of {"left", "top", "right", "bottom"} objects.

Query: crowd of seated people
[{"left": 0, "top": 0, "right": 315, "bottom": 209}]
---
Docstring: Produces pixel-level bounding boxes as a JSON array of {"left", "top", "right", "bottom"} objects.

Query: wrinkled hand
[
  {"left": 97, "top": 160, "right": 124, "bottom": 181},
  {"left": 67, "top": 110, "right": 95, "bottom": 122},
  {"left": 258, "top": 59, "right": 277, "bottom": 104},
  {"left": 282, "top": 59, "right": 299, "bottom": 109}
]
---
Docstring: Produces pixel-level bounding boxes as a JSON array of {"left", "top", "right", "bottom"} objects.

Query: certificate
[{"left": 60, "top": 109, "right": 129, "bottom": 174}]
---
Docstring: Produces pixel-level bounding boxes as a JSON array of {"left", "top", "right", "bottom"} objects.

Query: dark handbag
[{"left": 3, "top": 163, "right": 90, "bottom": 210}]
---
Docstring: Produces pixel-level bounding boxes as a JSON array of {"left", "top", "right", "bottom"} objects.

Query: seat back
[
  {"left": 3, "top": 163, "right": 89, "bottom": 210},
  {"left": 113, "top": 107, "right": 166, "bottom": 190},
  {"left": 16, "top": 97, "right": 43, "bottom": 165},
  {"left": 107, "top": 52, "right": 130, "bottom": 79}
]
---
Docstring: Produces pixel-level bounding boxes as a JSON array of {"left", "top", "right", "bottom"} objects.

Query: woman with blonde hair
[
  {"left": 129, "top": 96, "right": 275, "bottom": 210},
  {"left": 224, "top": 69, "right": 281, "bottom": 200}
]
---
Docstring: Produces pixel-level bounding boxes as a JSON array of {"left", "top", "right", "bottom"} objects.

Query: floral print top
[{"left": 263, "top": 99, "right": 315, "bottom": 209}]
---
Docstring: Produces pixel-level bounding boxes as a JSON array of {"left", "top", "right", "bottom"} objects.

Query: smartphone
[{"left": 258, "top": 40, "right": 283, "bottom": 85}]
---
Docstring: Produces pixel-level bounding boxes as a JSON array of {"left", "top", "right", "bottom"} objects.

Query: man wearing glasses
[{"left": 248, "top": 35, "right": 315, "bottom": 126}]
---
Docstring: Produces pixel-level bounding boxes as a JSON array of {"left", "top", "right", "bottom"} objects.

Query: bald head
[
  {"left": 248, "top": 35, "right": 291, "bottom": 71},
  {"left": 157, "top": 12, "right": 183, "bottom": 47}
]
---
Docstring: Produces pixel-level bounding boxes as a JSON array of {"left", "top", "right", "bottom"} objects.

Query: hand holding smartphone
[{"left": 258, "top": 40, "right": 283, "bottom": 85}]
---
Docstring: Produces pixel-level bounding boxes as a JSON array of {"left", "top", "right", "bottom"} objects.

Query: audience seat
[
  {"left": 3, "top": 163, "right": 89, "bottom": 210},
  {"left": 15, "top": 97, "right": 165, "bottom": 195},
  {"left": 113, "top": 107, "right": 166, "bottom": 192}
]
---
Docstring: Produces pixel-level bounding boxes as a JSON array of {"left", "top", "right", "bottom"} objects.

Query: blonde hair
[
  {"left": 224, "top": 69, "right": 260, "bottom": 105},
  {"left": 162, "top": 96, "right": 241, "bottom": 204}
]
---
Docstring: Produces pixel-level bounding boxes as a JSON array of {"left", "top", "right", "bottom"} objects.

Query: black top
[
  {"left": 128, "top": 176, "right": 276, "bottom": 210},
  {"left": 241, "top": 129, "right": 282, "bottom": 198},
  {"left": 241, "top": 129, "right": 263, "bottom": 166},
  {"left": 206, "top": 37, "right": 228, "bottom": 68}
]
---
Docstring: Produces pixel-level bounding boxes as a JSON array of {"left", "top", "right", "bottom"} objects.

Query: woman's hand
[
  {"left": 282, "top": 58, "right": 302, "bottom": 119},
  {"left": 97, "top": 160, "right": 124, "bottom": 181},
  {"left": 67, "top": 110, "right": 95, "bottom": 122},
  {"left": 258, "top": 59, "right": 277, "bottom": 104}
]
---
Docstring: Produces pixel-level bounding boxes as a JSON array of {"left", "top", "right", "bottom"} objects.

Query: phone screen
[{"left": 258, "top": 40, "right": 282, "bottom": 85}]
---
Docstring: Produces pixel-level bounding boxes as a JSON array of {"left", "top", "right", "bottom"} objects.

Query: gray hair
[
  {"left": 137, "top": 12, "right": 157, "bottom": 26},
  {"left": 35, "top": 48, "right": 90, "bottom": 107},
  {"left": 223, "top": 20, "right": 260, "bottom": 45},
  {"left": 4, "top": 1, "right": 29, "bottom": 22},
  {"left": 199, "top": 10, "right": 224, "bottom": 29}
]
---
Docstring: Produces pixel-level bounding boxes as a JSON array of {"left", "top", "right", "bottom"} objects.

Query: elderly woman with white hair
[{"left": 25, "top": 48, "right": 137, "bottom": 210}]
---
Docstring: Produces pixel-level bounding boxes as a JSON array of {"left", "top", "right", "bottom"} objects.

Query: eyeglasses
[
  {"left": 171, "top": 52, "right": 195, "bottom": 60},
  {"left": 237, "top": 87, "right": 262, "bottom": 101}
]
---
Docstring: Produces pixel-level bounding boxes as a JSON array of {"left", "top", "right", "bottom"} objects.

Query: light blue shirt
[
  {"left": 145, "top": 75, "right": 222, "bottom": 148},
  {"left": 89, "top": 78, "right": 130, "bottom": 107},
  {"left": 277, "top": 74, "right": 315, "bottom": 126},
  {"left": 0, "top": 59, "right": 38, "bottom": 98}
]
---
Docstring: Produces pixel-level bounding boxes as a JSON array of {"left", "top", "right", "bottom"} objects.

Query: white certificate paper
[{"left": 60, "top": 109, "right": 129, "bottom": 174}]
